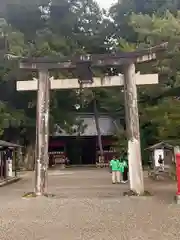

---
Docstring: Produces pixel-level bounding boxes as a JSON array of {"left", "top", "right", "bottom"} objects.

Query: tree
[
  {"left": 128, "top": 11, "right": 180, "bottom": 145},
  {"left": 0, "top": 0, "right": 113, "bottom": 170},
  {"left": 109, "top": 0, "right": 180, "bottom": 43},
  {"left": 3, "top": 0, "right": 180, "bottom": 176},
  {"left": 77, "top": 88, "right": 104, "bottom": 161}
]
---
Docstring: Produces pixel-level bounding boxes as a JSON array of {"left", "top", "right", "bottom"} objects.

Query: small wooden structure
[
  {"left": 0, "top": 140, "right": 21, "bottom": 179},
  {"left": 146, "top": 142, "right": 174, "bottom": 169}
]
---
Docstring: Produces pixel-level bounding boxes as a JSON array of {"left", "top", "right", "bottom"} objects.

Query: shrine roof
[
  {"left": 53, "top": 115, "right": 120, "bottom": 137},
  {"left": 145, "top": 141, "right": 173, "bottom": 150},
  {"left": 0, "top": 140, "right": 21, "bottom": 148}
]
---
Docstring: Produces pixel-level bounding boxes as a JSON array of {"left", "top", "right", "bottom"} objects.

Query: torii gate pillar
[
  {"left": 35, "top": 69, "right": 50, "bottom": 196},
  {"left": 123, "top": 63, "right": 144, "bottom": 195}
]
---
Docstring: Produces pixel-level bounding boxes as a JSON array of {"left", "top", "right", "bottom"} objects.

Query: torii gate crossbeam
[{"left": 17, "top": 74, "right": 158, "bottom": 91}]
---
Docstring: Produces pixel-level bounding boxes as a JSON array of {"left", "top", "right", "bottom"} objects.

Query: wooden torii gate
[{"left": 16, "top": 44, "right": 166, "bottom": 196}]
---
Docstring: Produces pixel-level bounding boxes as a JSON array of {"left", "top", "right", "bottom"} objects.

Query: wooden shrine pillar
[
  {"left": 35, "top": 69, "right": 50, "bottom": 196},
  {"left": 123, "top": 62, "right": 144, "bottom": 195}
]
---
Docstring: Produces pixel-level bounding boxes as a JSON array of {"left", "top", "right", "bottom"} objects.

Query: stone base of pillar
[{"left": 174, "top": 194, "right": 180, "bottom": 204}]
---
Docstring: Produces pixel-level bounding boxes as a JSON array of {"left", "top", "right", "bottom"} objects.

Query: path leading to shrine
[{"left": 0, "top": 168, "right": 179, "bottom": 240}]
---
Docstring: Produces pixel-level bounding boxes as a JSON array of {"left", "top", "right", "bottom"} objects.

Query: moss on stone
[
  {"left": 22, "top": 192, "right": 55, "bottom": 198},
  {"left": 123, "top": 190, "right": 152, "bottom": 197}
]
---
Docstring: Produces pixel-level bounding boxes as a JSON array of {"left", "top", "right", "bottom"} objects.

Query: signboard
[
  {"left": 154, "top": 149, "right": 164, "bottom": 167},
  {"left": 6, "top": 158, "right": 13, "bottom": 177},
  {"left": 55, "top": 156, "right": 65, "bottom": 164}
]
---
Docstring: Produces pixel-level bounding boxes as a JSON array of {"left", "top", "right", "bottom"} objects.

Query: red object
[
  {"left": 96, "top": 138, "right": 113, "bottom": 146},
  {"left": 49, "top": 140, "right": 65, "bottom": 147},
  {"left": 176, "top": 153, "right": 180, "bottom": 195}
]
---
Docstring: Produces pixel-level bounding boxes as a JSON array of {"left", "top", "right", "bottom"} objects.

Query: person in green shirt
[
  {"left": 110, "top": 156, "right": 121, "bottom": 183},
  {"left": 122, "top": 152, "right": 128, "bottom": 183}
]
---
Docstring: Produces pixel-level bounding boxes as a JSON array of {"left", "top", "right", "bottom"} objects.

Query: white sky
[{"left": 96, "top": 0, "right": 117, "bottom": 9}]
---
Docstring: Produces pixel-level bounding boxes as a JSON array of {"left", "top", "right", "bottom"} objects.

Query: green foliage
[
  {"left": 113, "top": 128, "right": 127, "bottom": 154},
  {"left": 128, "top": 10, "right": 180, "bottom": 146},
  {"left": 144, "top": 98, "right": 180, "bottom": 144},
  {"left": 0, "top": 0, "right": 180, "bottom": 157}
]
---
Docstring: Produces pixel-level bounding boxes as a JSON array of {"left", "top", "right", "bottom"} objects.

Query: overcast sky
[{"left": 96, "top": 0, "right": 117, "bottom": 9}]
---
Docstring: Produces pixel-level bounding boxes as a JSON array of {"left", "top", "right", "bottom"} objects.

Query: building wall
[{"left": 49, "top": 136, "right": 116, "bottom": 165}]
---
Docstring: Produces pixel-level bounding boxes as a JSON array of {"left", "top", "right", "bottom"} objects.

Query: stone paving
[{"left": 0, "top": 168, "right": 180, "bottom": 240}]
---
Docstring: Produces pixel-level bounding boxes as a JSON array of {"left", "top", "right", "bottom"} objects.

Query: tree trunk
[
  {"left": 93, "top": 95, "right": 104, "bottom": 162},
  {"left": 123, "top": 63, "right": 144, "bottom": 195}
]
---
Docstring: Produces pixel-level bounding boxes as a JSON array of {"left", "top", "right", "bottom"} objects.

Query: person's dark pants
[{"left": 123, "top": 167, "right": 128, "bottom": 181}]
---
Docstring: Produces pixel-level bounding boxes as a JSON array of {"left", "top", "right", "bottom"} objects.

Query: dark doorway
[
  {"left": 81, "top": 137, "right": 96, "bottom": 165},
  {"left": 66, "top": 138, "right": 81, "bottom": 165},
  {"left": 66, "top": 137, "right": 96, "bottom": 165}
]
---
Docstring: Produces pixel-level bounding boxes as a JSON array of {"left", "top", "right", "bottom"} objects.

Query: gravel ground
[{"left": 0, "top": 168, "right": 179, "bottom": 240}]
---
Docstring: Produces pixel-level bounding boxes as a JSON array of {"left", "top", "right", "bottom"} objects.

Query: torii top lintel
[{"left": 19, "top": 43, "right": 167, "bottom": 70}]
